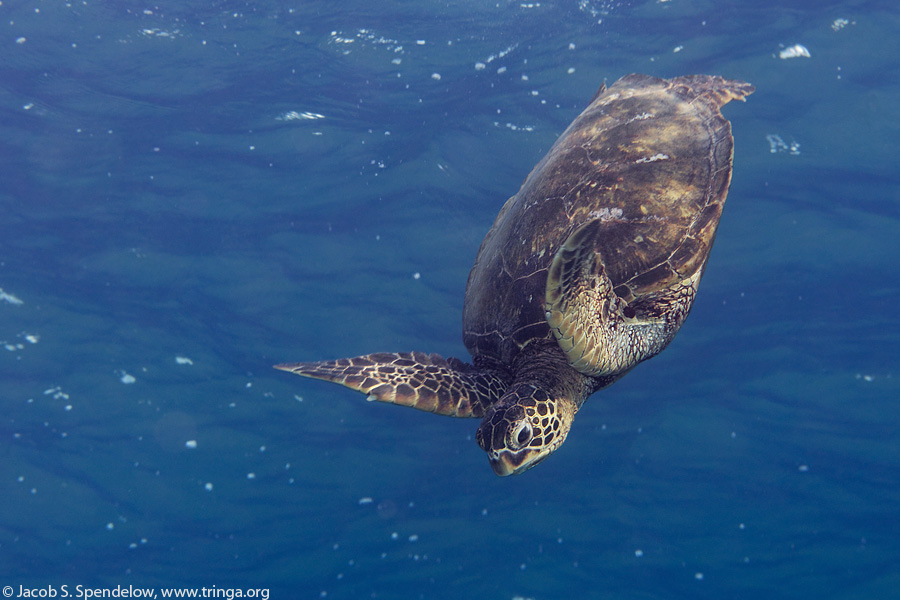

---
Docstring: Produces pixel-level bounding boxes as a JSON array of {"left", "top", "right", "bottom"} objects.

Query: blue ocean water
[{"left": 2, "top": 0, "right": 899, "bottom": 598}]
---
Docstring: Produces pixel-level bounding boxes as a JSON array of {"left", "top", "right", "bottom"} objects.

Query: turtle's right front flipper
[{"left": 275, "top": 352, "right": 509, "bottom": 418}]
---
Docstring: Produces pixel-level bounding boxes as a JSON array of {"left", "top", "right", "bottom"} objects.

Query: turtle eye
[{"left": 509, "top": 421, "right": 533, "bottom": 450}]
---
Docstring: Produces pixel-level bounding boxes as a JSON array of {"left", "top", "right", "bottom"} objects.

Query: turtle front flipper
[
  {"left": 275, "top": 352, "right": 509, "bottom": 418},
  {"left": 545, "top": 219, "right": 698, "bottom": 377}
]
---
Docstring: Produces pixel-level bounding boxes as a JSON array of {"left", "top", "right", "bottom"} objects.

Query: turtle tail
[{"left": 275, "top": 351, "right": 509, "bottom": 418}]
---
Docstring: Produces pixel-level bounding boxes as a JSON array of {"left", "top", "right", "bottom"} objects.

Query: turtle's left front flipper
[{"left": 275, "top": 352, "right": 509, "bottom": 418}]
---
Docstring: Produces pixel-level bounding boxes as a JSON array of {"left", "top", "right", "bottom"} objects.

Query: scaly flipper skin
[
  {"left": 275, "top": 352, "right": 510, "bottom": 418},
  {"left": 545, "top": 218, "right": 699, "bottom": 376}
]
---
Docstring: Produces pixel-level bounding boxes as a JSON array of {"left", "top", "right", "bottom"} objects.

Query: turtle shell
[{"left": 462, "top": 73, "right": 752, "bottom": 365}]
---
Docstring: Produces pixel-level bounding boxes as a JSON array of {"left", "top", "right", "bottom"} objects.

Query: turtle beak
[
  {"left": 488, "top": 454, "right": 518, "bottom": 477},
  {"left": 487, "top": 449, "right": 547, "bottom": 476}
]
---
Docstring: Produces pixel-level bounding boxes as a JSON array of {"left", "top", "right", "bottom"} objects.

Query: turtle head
[{"left": 475, "top": 384, "right": 576, "bottom": 476}]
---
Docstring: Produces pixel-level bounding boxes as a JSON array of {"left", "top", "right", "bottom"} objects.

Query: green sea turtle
[{"left": 277, "top": 74, "right": 753, "bottom": 476}]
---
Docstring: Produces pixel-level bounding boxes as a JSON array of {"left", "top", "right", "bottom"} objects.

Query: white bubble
[
  {"left": 0, "top": 288, "right": 24, "bottom": 305},
  {"left": 779, "top": 44, "right": 810, "bottom": 59}
]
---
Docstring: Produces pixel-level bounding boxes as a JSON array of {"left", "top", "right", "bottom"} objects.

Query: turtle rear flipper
[
  {"left": 545, "top": 219, "right": 699, "bottom": 377},
  {"left": 275, "top": 352, "right": 508, "bottom": 418}
]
